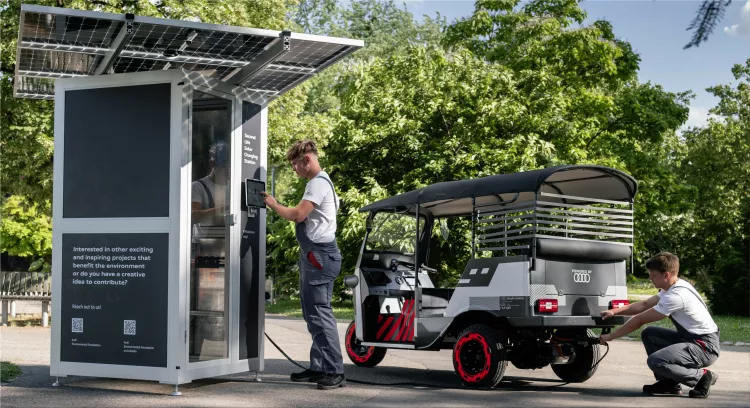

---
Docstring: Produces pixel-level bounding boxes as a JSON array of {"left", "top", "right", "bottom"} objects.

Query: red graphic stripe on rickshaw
[
  {"left": 397, "top": 299, "right": 413, "bottom": 341},
  {"left": 400, "top": 299, "right": 415, "bottom": 341},
  {"left": 385, "top": 313, "right": 403, "bottom": 341},
  {"left": 376, "top": 316, "right": 393, "bottom": 340},
  {"left": 395, "top": 299, "right": 415, "bottom": 341}
]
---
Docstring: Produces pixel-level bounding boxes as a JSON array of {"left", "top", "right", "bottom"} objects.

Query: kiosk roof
[{"left": 13, "top": 4, "right": 364, "bottom": 100}]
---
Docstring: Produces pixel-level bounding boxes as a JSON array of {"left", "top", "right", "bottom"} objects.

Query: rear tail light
[
  {"left": 536, "top": 298, "right": 558, "bottom": 313},
  {"left": 610, "top": 299, "right": 629, "bottom": 309}
]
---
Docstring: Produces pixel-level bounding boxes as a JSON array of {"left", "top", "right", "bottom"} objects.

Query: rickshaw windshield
[{"left": 366, "top": 211, "right": 425, "bottom": 255}]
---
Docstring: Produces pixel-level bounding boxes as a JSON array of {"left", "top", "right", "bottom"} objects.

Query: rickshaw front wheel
[{"left": 345, "top": 321, "right": 387, "bottom": 367}]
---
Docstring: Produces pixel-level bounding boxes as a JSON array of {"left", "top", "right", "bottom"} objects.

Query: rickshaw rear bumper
[{"left": 506, "top": 315, "right": 631, "bottom": 328}]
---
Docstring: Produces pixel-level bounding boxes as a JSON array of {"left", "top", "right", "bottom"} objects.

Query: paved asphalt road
[{"left": 1, "top": 316, "right": 748, "bottom": 407}]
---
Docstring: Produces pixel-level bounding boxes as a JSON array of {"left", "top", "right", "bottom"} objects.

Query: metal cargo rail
[{"left": 473, "top": 191, "right": 634, "bottom": 257}]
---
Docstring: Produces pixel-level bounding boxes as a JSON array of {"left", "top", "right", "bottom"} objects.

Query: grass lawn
[
  {"left": 266, "top": 298, "right": 355, "bottom": 321},
  {"left": 5, "top": 314, "right": 49, "bottom": 327},
  {"left": 1, "top": 361, "right": 21, "bottom": 383},
  {"left": 622, "top": 315, "right": 750, "bottom": 344},
  {"left": 627, "top": 279, "right": 660, "bottom": 295}
]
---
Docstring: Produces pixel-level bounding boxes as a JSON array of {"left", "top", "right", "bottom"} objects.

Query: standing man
[
  {"left": 192, "top": 141, "right": 230, "bottom": 225},
  {"left": 263, "top": 140, "right": 345, "bottom": 390},
  {"left": 599, "top": 252, "right": 720, "bottom": 398}
]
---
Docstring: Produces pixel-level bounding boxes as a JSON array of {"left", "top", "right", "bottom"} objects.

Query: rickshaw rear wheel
[
  {"left": 452, "top": 324, "right": 507, "bottom": 388},
  {"left": 550, "top": 328, "right": 601, "bottom": 383},
  {"left": 345, "top": 321, "right": 387, "bottom": 367}
]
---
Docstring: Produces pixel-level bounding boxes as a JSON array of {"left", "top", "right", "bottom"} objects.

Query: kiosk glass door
[{"left": 188, "top": 90, "right": 233, "bottom": 363}]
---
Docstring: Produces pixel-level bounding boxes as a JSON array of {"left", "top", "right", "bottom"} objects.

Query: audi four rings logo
[{"left": 572, "top": 269, "right": 592, "bottom": 283}]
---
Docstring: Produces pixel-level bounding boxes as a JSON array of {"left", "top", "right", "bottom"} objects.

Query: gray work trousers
[
  {"left": 299, "top": 249, "right": 345, "bottom": 375},
  {"left": 641, "top": 326, "right": 720, "bottom": 387}
]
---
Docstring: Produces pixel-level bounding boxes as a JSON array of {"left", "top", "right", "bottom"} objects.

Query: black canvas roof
[{"left": 359, "top": 165, "right": 638, "bottom": 217}]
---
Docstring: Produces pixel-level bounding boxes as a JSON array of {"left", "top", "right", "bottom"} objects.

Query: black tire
[
  {"left": 345, "top": 321, "right": 387, "bottom": 367},
  {"left": 452, "top": 324, "right": 507, "bottom": 388},
  {"left": 551, "top": 328, "right": 601, "bottom": 383}
]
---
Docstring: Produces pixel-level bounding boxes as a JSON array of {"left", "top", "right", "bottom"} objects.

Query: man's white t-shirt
[
  {"left": 654, "top": 278, "right": 718, "bottom": 335},
  {"left": 301, "top": 171, "right": 339, "bottom": 243},
  {"left": 191, "top": 176, "right": 227, "bottom": 224}
]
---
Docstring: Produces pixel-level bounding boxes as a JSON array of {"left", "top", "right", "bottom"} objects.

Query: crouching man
[{"left": 600, "top": 252, "right": 720, "bottom": 398}]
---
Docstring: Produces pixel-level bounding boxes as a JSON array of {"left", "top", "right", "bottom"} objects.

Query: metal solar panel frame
[{"left": 14, "top": 4, "right": 363, "bottom": 101}]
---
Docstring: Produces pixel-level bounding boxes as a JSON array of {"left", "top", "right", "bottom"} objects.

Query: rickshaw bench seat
[{"left": 421, "top": 288, "right": 454, "bottom": 313}]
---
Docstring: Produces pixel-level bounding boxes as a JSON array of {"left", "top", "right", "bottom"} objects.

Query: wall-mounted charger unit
[{"left": 245, "top": 178, "right": 266, "bottom": 208}]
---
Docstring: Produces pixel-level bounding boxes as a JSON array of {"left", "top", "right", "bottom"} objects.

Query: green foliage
[
  {"left": 0, "top": 0, "right": 746, "bottom": 316},
  {"left": 290, "top": 0, "right": 447, "bottom": 114},
  {"left": 627, "top": 315, "right": 750, "bottom": 344},
  {"left": 366, "top": 212, "right": 424, "bottom": 254},
  {"left": 0, "top": 0, "right": 297, "bottom": 263},
  {"left": 444, "top": 0, "right": 640, "bottom": 90},
  {"left": 0, "top": 361, "right": 22, "bottom": 383},
  {"left": 667, "top": 59, "right": 750, "bottom": 316},
  {"left": 684, "top": 0, "right": 733, "bottom": 49},
  {"left": 324, "top": 3, "right": 689, "bottom": 285},
  {"left": 0, "top": 196, "right": 52, "bottom": 271},
  {"left": 266, "top": 297, "right": 354, "bottom": 321}
]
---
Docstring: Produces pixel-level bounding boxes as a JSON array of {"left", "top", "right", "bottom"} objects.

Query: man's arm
[
  {"left": 263, "top": 193, "right": 314, "bottom": 223},
  {"left": 601, "top": 307, "right": 666, "bottom": 343},
  {"left": 601, "top": 295, "right": 660, "bottom": 319},
  {"left": 191, "top": 201, "right": 226, "bottom": 224}
]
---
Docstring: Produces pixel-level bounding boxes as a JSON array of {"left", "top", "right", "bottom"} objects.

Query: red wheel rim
[
  {"left": 346, "top": 323, "right": 375, "bottom": 363},
  {"left": 454, "top": 332, "right": 491, "bottom": 383}
]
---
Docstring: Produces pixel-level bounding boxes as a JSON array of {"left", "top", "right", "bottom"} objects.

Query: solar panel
[{"left": 13, "top": 4, "right": 364, "bottom": 101}]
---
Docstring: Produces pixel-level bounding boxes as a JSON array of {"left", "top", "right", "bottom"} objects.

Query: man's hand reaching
[
  {"left": 262, "top": 191, "right": 278, "bottom": 208},
  {"left": 600, "top": 310, "right": 616, "bottom": 320}
]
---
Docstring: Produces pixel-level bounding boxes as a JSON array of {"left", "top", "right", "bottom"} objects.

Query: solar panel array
[{"left": 14, "top": 5, "right": 362, "bottom": 100}]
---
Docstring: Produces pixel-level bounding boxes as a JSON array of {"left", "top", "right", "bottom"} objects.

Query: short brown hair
[
  {"left": 645, "top": 252, "right": 680, "bottom": 276},
  {"left": 286, "top": 140, "right": 318, "bottom": 162}
]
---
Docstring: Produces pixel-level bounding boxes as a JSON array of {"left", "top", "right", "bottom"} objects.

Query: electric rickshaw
[{"left": 342, "top": 165, "right": 636, "bottom": 387}]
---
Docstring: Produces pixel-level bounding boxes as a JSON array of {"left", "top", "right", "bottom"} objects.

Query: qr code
[
  {"left": 72, "top": 318, "right": 83, "bottom": 333},
  {"left": 124, "top": 320, "right": 136, "bottom": 336}
]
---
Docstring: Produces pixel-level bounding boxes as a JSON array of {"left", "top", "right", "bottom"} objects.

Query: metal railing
[
  {"left": 474, "top": 192, "right": 634, "bottom": 257},
  {"left": 0, "top": 271, "right": 52, "bottom": 327},
  {"left": 0, "top": 271, "right": 51, "bottom": 299}
]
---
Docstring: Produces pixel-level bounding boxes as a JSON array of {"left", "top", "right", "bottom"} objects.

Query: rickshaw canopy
[{"left": 359, "top": 165, "right": 638, "bottom": 217}]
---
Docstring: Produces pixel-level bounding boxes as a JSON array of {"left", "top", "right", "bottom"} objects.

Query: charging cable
[{"left": 264, "top": 332, "right": 610, "bottom": 389}]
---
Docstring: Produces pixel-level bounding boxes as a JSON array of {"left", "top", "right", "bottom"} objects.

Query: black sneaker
[
  {"left": 689, "top": 370, "right": 718, "bottom": 399},
  {"left": 290, "top": 369, "right": 325, "bottom": 383},
  {"left": 317, "top": 373, "right": 346, "bottom": 390},
  {"left": 643, "top": 379, "right": 682, "bottom": 395}
]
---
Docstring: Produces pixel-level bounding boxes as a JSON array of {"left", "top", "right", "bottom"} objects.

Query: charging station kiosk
[{"left": 12, "top": 4, "right": 362, "bottom": 393}]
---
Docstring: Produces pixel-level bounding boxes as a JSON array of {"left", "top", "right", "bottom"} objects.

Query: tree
[
  {"left": 445, "top": 0, "right": 692, "bottom": 272},
  {"left": 265, "top": 0, "right": 693, "bottom": 298},
  {"left": 290, "top": 0, "right": 447, "bottom": 114},
  {"left": 684, "top": 0, "right": 733, "bottom": 49},
  {"left": 268, "top": 0, "right": 449, "bottom": 297},
  {"left": 674, "top": 59, "right": 750, "bottom": 315},
  {"left": 0, "top": 0, "right": 299, "bottom": 269},
  {"left": 0, "top": 196, "right": 52, "bottom": 271}
]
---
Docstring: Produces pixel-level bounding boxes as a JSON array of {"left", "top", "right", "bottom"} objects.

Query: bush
[{"left": 0, "top": 361, "right": 21, "bottom": 382}]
